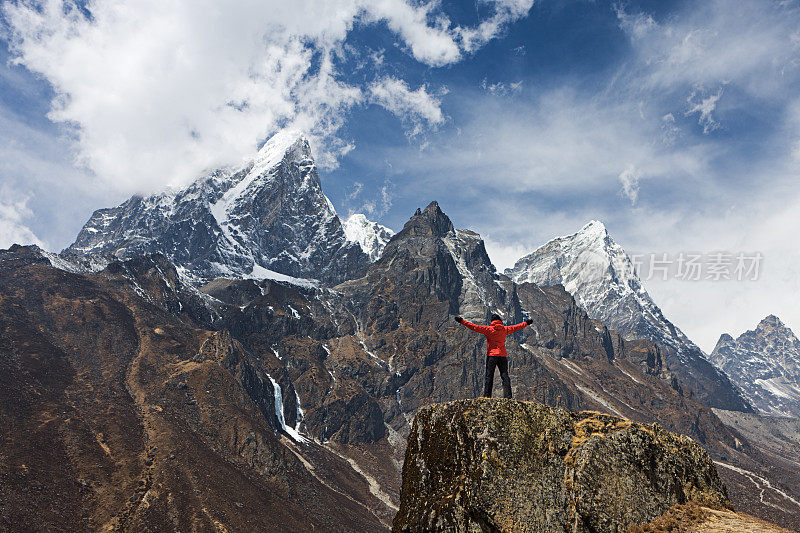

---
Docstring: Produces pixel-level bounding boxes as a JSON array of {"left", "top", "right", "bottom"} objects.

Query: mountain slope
[
  {"left": 0, "top": 245, "right": 390, "bottom": 532},
  {"left": 505, "top": 220, "right": 752, "bottom": 413},
  {"left": 710, "top": 315, "right": 800, "bottom": 417},
  {"left": 65, "top": 131, "right": 369, "bottom": 285}
]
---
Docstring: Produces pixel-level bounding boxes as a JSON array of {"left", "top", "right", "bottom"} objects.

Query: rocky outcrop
[
  {"left": 631, "top": 502, "right": 791, "bottom": 532},
  {"left": 393, "top": 399, "right": 728, "bottom": 532}
]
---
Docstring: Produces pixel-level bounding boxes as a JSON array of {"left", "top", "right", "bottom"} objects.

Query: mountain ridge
[
  {"left": 710, "top": 315, "right": 800, "bottom": 417},
  {"left": 5, "top": 128, "right": 797, "bottom": 529},
  {"left": 65, "top": 131, "right": 370, "bottom": 285},
  {"left": 505, "top": 220, "right": 753, "bottom": 413},
  {"left": 5, "top": 195, "right": 800, "bottom": 529}
]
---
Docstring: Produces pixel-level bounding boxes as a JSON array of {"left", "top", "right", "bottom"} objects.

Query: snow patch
[
  {"left": 574, "top": 384, "right": 624, "bottom": 417},
  {"left": 343, "top": 213, "right": 394, "bottom": 262},
  {"left": 266, "top": 374, "right": 308, "bottom": 444}
]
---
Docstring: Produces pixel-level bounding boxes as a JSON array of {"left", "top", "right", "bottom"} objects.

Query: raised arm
[
  {"left": 505, "top": 318, "right": 533, "bottom": 334},
  {"left": 455, "top": 317, "right": 493, "bottom": 335}
]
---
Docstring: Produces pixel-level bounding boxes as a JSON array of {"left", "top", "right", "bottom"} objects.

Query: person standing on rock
[{"left": 455, "top": 314, "right": 533, "bottom": 399}]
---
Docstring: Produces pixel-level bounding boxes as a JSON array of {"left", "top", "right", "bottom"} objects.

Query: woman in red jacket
[{"left": 455, "top": 313, "right": 533, "bottom": 398}]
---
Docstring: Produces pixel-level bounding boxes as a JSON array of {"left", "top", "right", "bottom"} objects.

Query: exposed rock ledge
[{"left": 393, "top": 399, "right": 729, "bottom": 532}]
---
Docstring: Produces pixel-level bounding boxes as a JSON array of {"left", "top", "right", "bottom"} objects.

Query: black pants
[{"left": 483, "top": 356, "right": 512, "bottom": 398}]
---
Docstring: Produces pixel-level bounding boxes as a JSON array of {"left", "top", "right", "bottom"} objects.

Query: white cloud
[
  {"left": 365, "top": 0, "right": 461, "bottom": 66},
  {"left": 480, "top": 78, "right": 523, "bottom": 96},
  {"left": 616, "top": 1, "right": 800, "bottom": 98},
  {"left": 660, "top": 113, "right": 680, "bottom": 146},
  {"left": 368, "top": 77, "right": 445, "bottom": 136},
  {"left": 482, "top": 235, "right": 531, "bottom": 272},
  {"left": 0, "top": 190, "right": 45, "bottom": 249},
  {"left": 618, "top": 165, "right": 641, "bottom": 205},
  {"left": 382, "top": 88, "right": 712, "bottom": 200},
  {"left": 685, "top": 87, "right": 723, "bottom": 133},
  {"left": 1, "top": 0, "right": 531, "bottom": 196},
  {"left": 615, "top": 8, "right": 656, "bottom": 40},
  {"left": 638, "top": 190, "right": 800, "bottom": 352},
  {"left": 458, "top": 0, "right": 535, "bottom": 52}
]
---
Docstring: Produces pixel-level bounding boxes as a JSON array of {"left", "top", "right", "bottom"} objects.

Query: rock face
[
  {"left": 505, "top": 220, "right": 752, "bottom": 413},
  {"left": 393, "top": 399, "right": 728, "bottom": 532},
  {"left": 710, "top": 315, "right": 800, "bottom": 417},
  {"left": 65, "top": 130, "right": 369, "bottom": 285}
]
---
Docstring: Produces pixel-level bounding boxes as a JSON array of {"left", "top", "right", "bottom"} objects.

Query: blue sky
[{"left": 1, "top": 0, "right": 799, "bottom": 350}]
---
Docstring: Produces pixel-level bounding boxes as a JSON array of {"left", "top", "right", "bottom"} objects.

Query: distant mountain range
[
  {"left": 505, "top": 220, "right": 752, "bottom": 412},
  {"left": 710, "top": 315, "right": 800, "bottom": 418}
]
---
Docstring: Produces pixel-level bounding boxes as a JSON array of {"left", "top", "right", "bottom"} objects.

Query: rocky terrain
[
  {"left": 632, "top": 502, "right": 791, "bottom": 532},
  {"left": 506, "top": 221, "right": 752, "bottom": 413},
  {"left": 393, "top": 398, "right": 731, "bottom": 532},
  {"left": 710, "top": 315, "right": 800, "bottom": 417},
  {"left": 0, "top": 246, "right": 391, "bottom": 532},
  {"left": 2, "top": 133, "right": 799, "bottom": 530}
]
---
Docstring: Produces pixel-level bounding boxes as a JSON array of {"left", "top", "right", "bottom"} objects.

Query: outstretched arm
[
  {"left": 505, "top": 318, "right": 533, "bottom": 334},
  {"left": 455, "top": 316, "right": 493, "bottom": 334}
]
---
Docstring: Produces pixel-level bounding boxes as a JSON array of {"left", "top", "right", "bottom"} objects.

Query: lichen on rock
[{"left": 393, "top": 398, "right": 728, "bottom": 532}]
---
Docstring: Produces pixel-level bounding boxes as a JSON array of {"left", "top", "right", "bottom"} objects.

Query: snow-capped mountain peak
[
  {"left": 710, "top": 315, "right": 800, "bottom": 417},
  {"left": 505, "top": 220, "right": 752, "bottom": 412},
  {"left": 578, "top": 219, "right": 608, "bottom": 237},
  {"left": 342, "top": 213, "right": 395, "bottom": 262},
  {"left": 65, "top": 130, "right": 369, "bottom": 285},
  {"left": 507, "top": 220, "right": 645, "bottom": 310}
]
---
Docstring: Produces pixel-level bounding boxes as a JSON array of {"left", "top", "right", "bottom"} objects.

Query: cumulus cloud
[
  {"left": 1, "top": 0, "right": 532, "bottom": 194},
  {"left": 368, "top": 77, "right": 445, "bottom": 136}
]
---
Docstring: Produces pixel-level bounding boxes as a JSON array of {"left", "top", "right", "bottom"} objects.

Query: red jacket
[{"left": 460, "top": 319, "right": 528, "bottom": 357}]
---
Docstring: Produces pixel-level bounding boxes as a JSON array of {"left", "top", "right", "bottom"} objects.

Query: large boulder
[{"left": 393, "top": 398, "right": 728, "bottom": 532}]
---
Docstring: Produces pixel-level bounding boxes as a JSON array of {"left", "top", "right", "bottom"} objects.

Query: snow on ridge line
[
  {"left": 343, "top": 213, "right": 395, "bottom": 262},
  {"left": 249, "top": 263, "right": 318, "bottom": 288},
  {"left": 210, "top": 129, "right": 306, "bottom": 228}
]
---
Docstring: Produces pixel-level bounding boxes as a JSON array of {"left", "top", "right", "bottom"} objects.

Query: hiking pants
[{"left": 483, "top": 356, "right": 511, "bottom": 398}]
